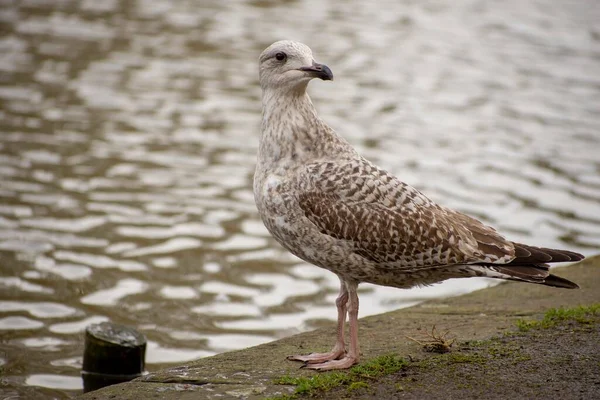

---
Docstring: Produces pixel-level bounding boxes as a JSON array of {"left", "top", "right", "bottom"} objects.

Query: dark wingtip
[
  {"left": 566, "top": 251, "right": 585, "bottom": 262},
  {"left": 543, "top": 274, "right": 579, "bottom": 289},
  {"left": 511, "top": 243, "right": 585, "bottom": 264}
]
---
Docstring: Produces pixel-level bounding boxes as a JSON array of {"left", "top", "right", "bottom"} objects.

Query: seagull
[{"left": 253, "top": 40, "right": 584, "bottom": 371}]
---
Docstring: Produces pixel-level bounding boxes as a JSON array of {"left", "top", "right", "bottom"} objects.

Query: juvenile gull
[{"left": 253, "top": 40, "right": 584, "bottom": 371}]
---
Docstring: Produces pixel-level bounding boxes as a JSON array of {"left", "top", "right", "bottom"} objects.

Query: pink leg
[
  {"left": 302, "top": 281, "right": 360, "bottom": 371},
  {"left": 287, "top": 278, "right": 348, "bottom": 364}
]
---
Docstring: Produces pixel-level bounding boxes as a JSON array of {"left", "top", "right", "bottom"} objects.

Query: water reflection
[
  {"left": 20, "top": 337, "right": 70, "bottom": 351},
  {"left": 145, "top": 341, "right": 214, "bottom": 364},
  {"left": 0, "top": 316, "right": 44, "bottom": 331},
  {"left": 26, "top": 374, "right": 82, "bottom": 391},
  {"left": 0, "top": 301, "right": 77, "bottom": 318},
  {"left": 49, "top": 316, "right": 109, "bottom": 335},
  {"left": 1, "top": 0, "right": 599, "bottom": 398},
  {"left": 80, "top": 279, "right": 148, "bottom": 306}
]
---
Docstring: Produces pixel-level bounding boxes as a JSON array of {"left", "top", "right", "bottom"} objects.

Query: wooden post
[{"left": 81, "top": 322, "right": 146, "bottom": 393}]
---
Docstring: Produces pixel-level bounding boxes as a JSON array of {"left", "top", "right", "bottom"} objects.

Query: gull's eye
[{"left": 275, "top": 52, "right": 287, "bottom": 62}]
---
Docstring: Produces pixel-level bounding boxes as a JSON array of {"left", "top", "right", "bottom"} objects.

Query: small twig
[
  {"left": 406, "top": 325, "right": 455, "bottom": 353},
  {"left": 405, "top": 335, "right": 426, "bottom": 346}
]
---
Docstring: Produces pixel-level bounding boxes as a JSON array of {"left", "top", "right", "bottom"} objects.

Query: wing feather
[{"left": 298, "top": 161, "right": 516, "bottom": 269}]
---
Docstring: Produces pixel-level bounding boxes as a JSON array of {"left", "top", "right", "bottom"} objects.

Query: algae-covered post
[{"left": 81, "top": 322, "right": 146, "bottom": 393}]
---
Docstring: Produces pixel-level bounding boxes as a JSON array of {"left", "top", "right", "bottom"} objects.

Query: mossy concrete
[
  {"left": 334, "top": 305, "right": 600, "bottom": 399},
  {"left": 79, "top": 255, "right": 600, "bottom": 400}
]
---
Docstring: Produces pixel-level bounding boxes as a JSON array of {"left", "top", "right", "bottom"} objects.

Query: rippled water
[{"left": 1, "top": 0, "right": 599, "bottom": 398}]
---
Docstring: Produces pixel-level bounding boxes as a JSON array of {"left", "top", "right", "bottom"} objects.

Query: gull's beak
[{"left": 298, "top": 61, "right": 334, "bottom": 81}]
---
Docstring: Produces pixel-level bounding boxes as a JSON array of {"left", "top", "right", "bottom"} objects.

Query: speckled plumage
[{"left": 254, "top": 40, "right": 584, "bottom": 370}]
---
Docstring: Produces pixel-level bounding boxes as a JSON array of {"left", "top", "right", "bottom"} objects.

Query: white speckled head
[{"left": 259, "top": 40, "right": 333, "bottom": 93}]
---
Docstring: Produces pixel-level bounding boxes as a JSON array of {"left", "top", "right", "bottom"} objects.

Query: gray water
[{"left": 1, "top": 0, "right": 599, "bottom": 398}]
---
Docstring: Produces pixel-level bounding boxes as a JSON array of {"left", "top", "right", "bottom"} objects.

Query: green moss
[
  {"left": 273, "top": 372, "right": 347, "bottom": 395},
  {"left": 516, "top": 304, "right": 600, "bottom": 332},
  {"left": 416, "top": 337, "right": 532, "bottom": 370},
  {"left": 347, "top": 381, "right": 370, "bottom": 391},
  {"left": 511, "top": 354, "right": 532, "bottom": 364},
  {"left": 468, "top": 335, "right": 534, "bottom": 364},
  {"left": 349, "top": 353, "right": 408, "bottom": 377},
  {"left": 268, "top": 395, "right": 295, "bottom": 400},
  {"left": 269, "top": 354, "right": 407, "bottom": 399},
  {"left": 269, "top": 304, "right": 599, "bottom": 399},
  {"left": 273, "top": 376, "right": 302, "bottom": 386},
  {"left": 445, "top": 353, "right": 486, "bottom": 364}
]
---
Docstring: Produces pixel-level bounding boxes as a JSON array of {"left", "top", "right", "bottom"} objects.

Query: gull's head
[{"left": 259, "top": 40, "right": 333, "bottom": 93}]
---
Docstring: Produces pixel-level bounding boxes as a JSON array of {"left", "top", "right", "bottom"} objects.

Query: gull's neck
[{"left": 259, "top": 88, "right": 351, "bottom": 168}]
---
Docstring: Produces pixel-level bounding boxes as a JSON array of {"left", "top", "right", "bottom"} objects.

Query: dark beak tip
[
  {"left": 322, "top": 67, "right": 334, "bottom": 81},
  {"left": 299, "top": 63, "right": 334, "bottom": 81},
  {"left": 319, "top": 64, "right": 334, "bottom": 81}
]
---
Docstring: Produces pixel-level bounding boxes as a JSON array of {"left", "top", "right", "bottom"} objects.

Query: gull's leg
[
  {"left": 303, "top": 280, "right": 360, "bottom": 370},
  {"left": 287, "top": 277, "right": 348, "bottom": 364}
]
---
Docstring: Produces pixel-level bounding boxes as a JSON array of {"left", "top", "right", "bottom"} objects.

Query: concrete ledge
[{"left": 79, "top": 255, "right": 600, "bottom": 399}]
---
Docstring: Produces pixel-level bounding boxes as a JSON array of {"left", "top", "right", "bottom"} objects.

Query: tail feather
[
  {"left": 542, "top": 273, "right": 580, "bottom": 289},
  {"left": 473, "top": 242, "right": 584, "bottom": 289},
  {"left": 492, "top": 265, "right": 579, "bottom": 289}
]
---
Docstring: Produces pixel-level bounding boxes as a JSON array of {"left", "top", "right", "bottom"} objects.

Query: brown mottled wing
[{"left": 298, "top": 161, "right": 515, "bottom": 269}]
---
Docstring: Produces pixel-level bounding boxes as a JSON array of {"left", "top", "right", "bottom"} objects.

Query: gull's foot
[
  {"left": 300, "top": 355, "right": 358, "bottom": 371},
  {"left": 287, "top": 348, "right": 345, "bottom": 364}
]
